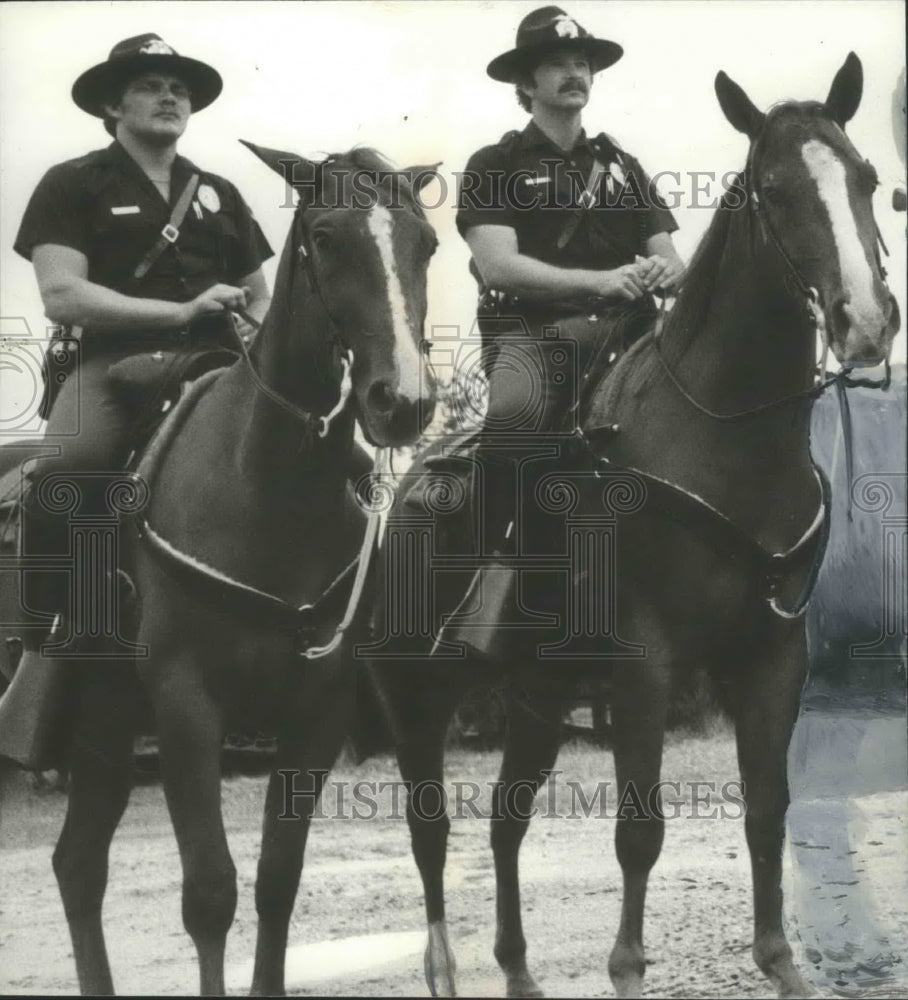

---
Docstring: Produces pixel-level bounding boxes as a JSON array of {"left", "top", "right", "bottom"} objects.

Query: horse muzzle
[
  {"left": 360, "top": 377, "right": 436, "bottom": 448},
  {"left": 826, "top": 288, "right": 899, "bottom": 367}
]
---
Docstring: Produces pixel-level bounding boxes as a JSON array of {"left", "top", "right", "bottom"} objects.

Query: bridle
[
  {"left": 231, "top": 195, "right": 355, "bottom": 440},
  {"left": 135, "top": 176, "right": 446, "bottom": 659},
  {"left": 746, "top": 130, "right": 891, "bottom": 383},
  {"left": 652, "top": 123, "right": 892, "bottom": 425},
  {"left": 576, "top": 119, "right": 896, "bottom": 619},
  {"left": 232, "top": 170, "right": 439, "bottom": 438}
]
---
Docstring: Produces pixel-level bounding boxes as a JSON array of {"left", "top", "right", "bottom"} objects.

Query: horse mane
[
  {"left": 586, "top": 175, "right": 759, "bottom": 416},
  {"left": 329, "top": 146, "right": 397, "bottom": 173},
  {"left": 658, "top": 174, "right": 754, "bottom": 354}
]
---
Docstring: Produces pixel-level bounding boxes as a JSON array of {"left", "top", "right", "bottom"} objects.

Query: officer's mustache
[{"left": 559, "top": 79, "right": 588, "bottom": 94}]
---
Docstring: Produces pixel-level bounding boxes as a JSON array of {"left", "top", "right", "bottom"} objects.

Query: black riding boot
[{"left": 432, "top": 451, "right": 520, "bottom": 661}]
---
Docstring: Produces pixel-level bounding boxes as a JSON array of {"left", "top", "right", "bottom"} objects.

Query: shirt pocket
[{"left": 88, "top": 202, "right": 161, "bottom": 286}]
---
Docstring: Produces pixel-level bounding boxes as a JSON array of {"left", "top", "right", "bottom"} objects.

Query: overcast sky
[{"left": 1, "top": 1, "right": 905, "bottom": 433}]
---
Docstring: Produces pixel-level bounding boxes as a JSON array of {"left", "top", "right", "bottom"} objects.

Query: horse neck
[
  {"left": 235, "top": 249, "right": 353, "bottom": 495},
  {"left": 663, "top": 215, "right": 817, "bottom": 430}
]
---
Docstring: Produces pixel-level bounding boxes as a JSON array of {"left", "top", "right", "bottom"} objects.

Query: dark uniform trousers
[
  {"left": 473, "top": 300, "right": 656, "bottom": 553},
  {"left": 21, "top": 327, "right": 233, "bottom": 642}
]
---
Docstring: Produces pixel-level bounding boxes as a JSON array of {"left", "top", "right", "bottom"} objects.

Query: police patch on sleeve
[{"left": 197, "top": 184, "right": 220, "bottom": 214}]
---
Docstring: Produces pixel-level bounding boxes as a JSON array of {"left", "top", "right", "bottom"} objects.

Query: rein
[
  {"left": 232, "top": 308, "right": 353, "bottom": 439},
  {"left": 651, "top": 143, "right": 892, "bottom": 521},
  {"left": 132, "top": 211, "right": 389, "bottom": 659},
  {"left": 579, "top": 136, "right": 893, "bottom": 617},
  {"left": 226, "top": 188, "right": 367, "bottom": 440},
  {"left": 652, "top": 336, "right": 890, "bottom": 423},
  {"left": 231, "top": 309, "right": 353, "bottom": 438}
]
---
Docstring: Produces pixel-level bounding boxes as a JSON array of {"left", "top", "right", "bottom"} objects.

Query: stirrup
[{"left": 432, "top": 563, "right": 519, "bottom": 661}]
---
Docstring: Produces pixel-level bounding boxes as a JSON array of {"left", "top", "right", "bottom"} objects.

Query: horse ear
[
  {"left": 715, "top": 71, "right": 766, "bottom": 139},
  {"left": 825, "top": 52, "right": 863, "bottom": 127},
  {"left": 240, "top": 140, "right": 319, "bottom": 203},
  {"left": 401, "top": 163, "right": 443, "bottom": 197}
]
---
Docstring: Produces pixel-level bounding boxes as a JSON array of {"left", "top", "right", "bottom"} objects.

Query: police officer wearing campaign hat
[
  {"left": 439, "top": 6, "right": 684, "bottom": 657},
  {"left": 1, "top": 33, "right": 274, "bottom": 768}
]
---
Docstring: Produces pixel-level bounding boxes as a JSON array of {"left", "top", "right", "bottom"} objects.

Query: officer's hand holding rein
[
  {"left": 635, "top": 253, "right": 684, "bottom": 294},
  {"left": 595, "top": 263, "right": 647, "bottom": 301},
  {"left": 182, "top": 283, "right": 249, "bottom": 325}
]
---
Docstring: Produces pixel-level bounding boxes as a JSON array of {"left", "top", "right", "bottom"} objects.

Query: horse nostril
[
  {"left": 367, "top": 380, "right": 397, "bottom": 415},
  {"left": 829, "top": 296, "right": 849, "bottom": 331}
]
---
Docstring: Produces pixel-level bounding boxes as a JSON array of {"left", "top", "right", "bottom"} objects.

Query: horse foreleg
[
  {"left": 53, "top": 663, "right": 136, "bottom": 995},
  {"left": 607, "top": 661, "right": 670, "bottom": 999},
  {"left": 394, "top": 673, "right": 465, "bottom": 998},
  {"left": 491, "top": 686, "right": 561, "bottom": 998},
  {"left": 250, "top": 676, "right": 352, "bottom": 996},
  {"left": 152, "top": 661, "right": 235, "bottom": 996},
  {"left": 731, "top": 632, "right": 814, "bottom": 999}
]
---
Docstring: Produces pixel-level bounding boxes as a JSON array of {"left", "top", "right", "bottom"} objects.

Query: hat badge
[
  {"left": 553, "top": 16, "right": 581, "bottom": 39},
  {"left": 139, "top": 39, "right": 175, "bottom": 56}
]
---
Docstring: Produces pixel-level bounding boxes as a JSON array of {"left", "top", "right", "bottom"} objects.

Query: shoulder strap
[
  {"left": 556, "top": 157, "right": 607, "bottom": 250},
  {"left": 133, "top": 173, "right": 200, "bottom": 281}
]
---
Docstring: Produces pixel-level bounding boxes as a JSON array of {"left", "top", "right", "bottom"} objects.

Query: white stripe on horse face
[
  {"left": 367, "top": 205, "right": 423, "bottom": 404},
  {"left": 801, "top": 139, "right": 879, "bottom": 336}
]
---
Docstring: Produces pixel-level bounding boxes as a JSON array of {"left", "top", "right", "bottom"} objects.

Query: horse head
[
  {"left": 242, "top": 141, "right": 439, "bottom": 448},
  {"left": 716, "top": 53, "right": 900, "bottom": 367}
]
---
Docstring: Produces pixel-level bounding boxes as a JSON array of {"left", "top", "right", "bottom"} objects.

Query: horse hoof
[
  {"left": 500, "top": 957, "right": 544, "bottom": 997},
  {"left": 777, "top": 977, "right": 818, "bottom": 999},
  {"left": 507, "top": 979, "right": 544, "bottom": 998}
]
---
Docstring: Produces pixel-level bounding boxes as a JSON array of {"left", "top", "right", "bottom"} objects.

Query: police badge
[{"left": 197, "top": 184, "right": 220, "bottom": 214}]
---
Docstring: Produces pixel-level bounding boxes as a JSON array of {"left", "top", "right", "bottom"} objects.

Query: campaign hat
[
  {"left": 487, "top": 6, "right": 623, "bottom": 83},
  {"left": 72, "top": 33, "right": 222, "bottom": 116}
]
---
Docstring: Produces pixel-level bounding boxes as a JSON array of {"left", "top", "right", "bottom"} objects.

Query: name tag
[{"left": 110, "top": 205, "right": 141, "bottom": 216}]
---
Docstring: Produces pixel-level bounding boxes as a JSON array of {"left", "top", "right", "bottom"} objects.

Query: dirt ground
[{"left": 1, "top": 724, "right": 905, "bottom": 998}]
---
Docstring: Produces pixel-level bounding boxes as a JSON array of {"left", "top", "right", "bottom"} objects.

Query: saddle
[
  {"left": 0, "top": 350, "right": 239, "bottom": 641},
  {"left": 107, "top": 345, "right": 240, "bottom": 456},
  {"left": 403, "top": 306, "right": 645, "bottom": 528}
]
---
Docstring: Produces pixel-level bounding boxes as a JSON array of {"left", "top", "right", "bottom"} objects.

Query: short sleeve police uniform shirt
[
  {"left": 14, "top": 141, "right": 273, "bottom": 304},
  {"left": 456, "top": 121, "right": 677, "bottom": 274}
]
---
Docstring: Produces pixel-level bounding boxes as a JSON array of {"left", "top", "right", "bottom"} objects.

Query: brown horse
[
  {"left": 368, "top": 54, "right": 899, "bottom": 998},
  {"left": 6, "top": 144, "right": 438, "bottom": 995}
]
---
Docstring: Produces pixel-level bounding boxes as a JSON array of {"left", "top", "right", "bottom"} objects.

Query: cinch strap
[{"left": 133, "top": 173, "right": 200, "bottom": 280}]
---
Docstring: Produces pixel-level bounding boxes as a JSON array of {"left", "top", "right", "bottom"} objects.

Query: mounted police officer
[
  {"left": 438, "top": 6, "right": 684, "bottom": 656},
  {"left": 0, "top": 33, "right": 274, "bottom": 768}
]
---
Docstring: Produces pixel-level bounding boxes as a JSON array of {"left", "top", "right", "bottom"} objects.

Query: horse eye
[{"left": 311, "top": 230, "right": 331, "bottom": 250}]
